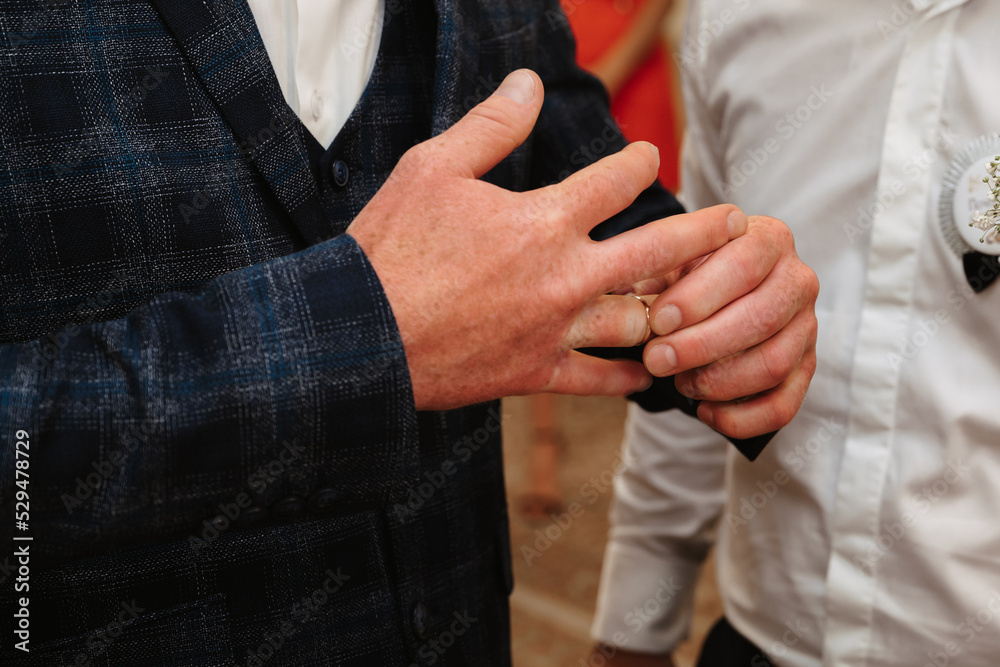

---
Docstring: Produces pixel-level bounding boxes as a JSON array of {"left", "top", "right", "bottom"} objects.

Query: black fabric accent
[
  {"left": 963, "top": 251, "right": 1000, "bottom": 293},
  {"left": 697, "top": 617, "right": 774, "bottom": 667},
  {"left": 585, "top": 345, "right": 775, "bottom": 461}
]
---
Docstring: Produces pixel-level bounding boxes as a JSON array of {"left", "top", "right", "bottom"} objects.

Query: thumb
[{"left": 434, "top": 69, "right": 543, "bottom": 179}]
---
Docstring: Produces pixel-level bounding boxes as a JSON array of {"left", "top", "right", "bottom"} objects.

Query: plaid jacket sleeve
[{"left": 0, "top": 235, "right": 418, "bottom": 560}]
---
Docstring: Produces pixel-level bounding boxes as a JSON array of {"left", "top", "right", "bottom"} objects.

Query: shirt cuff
[{"left": 591, "top": 541, "right": 704, "bottom": 655}]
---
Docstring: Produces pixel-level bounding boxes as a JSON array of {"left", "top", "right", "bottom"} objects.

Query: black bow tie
[{"left": 963, "top": 252, "right": 1000, "bottom": 293}]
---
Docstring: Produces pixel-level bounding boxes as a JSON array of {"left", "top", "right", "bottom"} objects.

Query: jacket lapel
[
  {"left": 147, "top": 0, "right": 331, "bottom": 245},
  {"left": 150, "top": 0, "right": 481, "bottom": 240}
]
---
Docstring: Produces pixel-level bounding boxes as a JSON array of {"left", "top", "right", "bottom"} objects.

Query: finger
[
  {"left": 696, "top": 350, "right": 817, "bottom": 439},
  {"left": 611, "top": 276, "right": 667, "bottom": 296},
  {"left": 596, "top": 205, "right": 749, "bottom": 293},
  {"left": 566, "top": 294, "right": 654, "bottom": 348},
  {"left": 543, "top": 352, "right": 652, "bottom": 396},
  {"left": 643, "top": 252, "right": 815, "bottom": 377},
  {"left": 672, "top": 308, "right": 817, "bottom": 402},
  {"left": 544, "top": 141, "right": 661, "bottom": 233},
  {"left": 647, "top": 219, "right": 782, "bottom": 336},
  {"left": 431, "top": 69, "right": 543, "bottom": 179}
]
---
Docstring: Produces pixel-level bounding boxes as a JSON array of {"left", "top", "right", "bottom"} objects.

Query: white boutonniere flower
[{"left": 971, "top": 156, "right": 1000, "bottom": 243}]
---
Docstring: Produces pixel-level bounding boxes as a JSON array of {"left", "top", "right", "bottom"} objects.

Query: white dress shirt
[
  {"left": 246, "top": 0, "right": 384, "bottom": 148},
  {"left": 593, "top": 2, "right": 1000, "bottom": 666}
]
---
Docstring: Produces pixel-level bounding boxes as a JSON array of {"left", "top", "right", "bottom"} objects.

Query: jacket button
[
  {"left": 272, "top": 496, "right": 304, "bottom": 518},
  {"left": 236, "top": 506, "right": 267, "bottom": 528},
  {"left": 309, "top": 488, "right": 338, "bottom": 513},
  {"left": 412, "top": 601, "right": 429, "bottom": 639},
  {"left": 331, "top": 160, "right": 349, "bottom": 187}
]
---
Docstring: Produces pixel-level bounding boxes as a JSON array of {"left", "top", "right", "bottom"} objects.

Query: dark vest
[{"left": 298, "top": 1, "right": 516, "bottom": 662}]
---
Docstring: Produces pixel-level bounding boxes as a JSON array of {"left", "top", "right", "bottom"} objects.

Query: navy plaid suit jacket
[{"left": 0, "top": 0, "right": 697, "bottom": 664}]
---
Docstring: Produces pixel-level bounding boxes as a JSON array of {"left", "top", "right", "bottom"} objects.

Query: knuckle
[
  {"left": 711, "top": 407, "right": 746, "bottom": 439},
  {"left": 755, "top": 215, "right": 792, "bottom": 245},
  {"left": 745, "top": 299, "right": 784, "bottom": 338},
  {"left": 730, "top": 246, "right": 765, "bottom": 287},
  {"left": 531, "top": 208, "right": 565, "bottom": 247},
  {"left": 686, "top": 333, "right": 717, "bottom": 369},
  {"left": 398, "top": 143, "right": 433, "bottom": 175},
  {"left": 536, "top": 280, "right": 574, "bottom": 320},
  {"left": 469, "top": 105, "right": 520, "bottom": 150},
  {"left": 648, "top": 227, "right": 679, "bottom": 272},
  {"left": 762, "top": 399, "right": 797, "bottom": 432},
  {"left": 761, "top": 343, "right": 796, "bottom": 388},
  {"left": 801, "top": 349, "right": 818, "bottom": 378},
  {"left": 805, "top": 312, "right": 819, "bottom": 342},
  {"left": 802, "top": 266, "right": 821, "bottom": 300},
  {"left": 602, "top": 161, "right": 637, "bottom": 208},
  {"left": 773, "top": 219, "right": 794, "bottom": 246},
  {"left": 689, "top": 367, "right": 719, "bottom": 399}
]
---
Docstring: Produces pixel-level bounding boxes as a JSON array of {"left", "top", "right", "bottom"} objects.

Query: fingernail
[
  {"left": 647, "top": 344, "right": 677, "bottom": 377},
  {"left": 676, "top": 374, "right": 696, "bottom": 399},
  {"left": 645, "top": 142, "right": 660, "bottom": 166},
  {"left": 495, "top": 70, "right": 536, "bottom": 105},
  {"left": 637, "top": 373, "right": 654, "bottom": 392},
  {"left": 652, "top": 303, "right": 682, "bottom": 336},
  {"left": 698, "top": 403, "right": 715, "bottom": 429},
  {"left": 727, "top": 208, "right": 748, "bottom": 238}
]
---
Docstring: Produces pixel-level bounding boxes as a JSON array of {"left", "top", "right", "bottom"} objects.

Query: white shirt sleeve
[{"left": 591, "top": 406, "right": 729, "bottom": 653}]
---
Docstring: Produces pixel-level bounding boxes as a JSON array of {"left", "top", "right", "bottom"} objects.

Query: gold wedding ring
[{"left": 631, "top": 294, "right": 651, "bottom": 345}]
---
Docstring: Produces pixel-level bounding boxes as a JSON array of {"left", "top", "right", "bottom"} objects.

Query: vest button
[
  {"left": 311, "top": 91, "right": 324, "bottom": 120},
  {"left": 412, "top": 601, "right": 429, "bottom": 639},
  {"left": 272, "top": 496, "right": 304, "bottom": 518},
  {"left": 235, "top": 506, "right": 267, "bottom": 528},
  {"left": 309, "top": 488, "right": 339, "bottom": 513},
  {"left": 331, "top": 160, "right": 350, "bottom": 187}
]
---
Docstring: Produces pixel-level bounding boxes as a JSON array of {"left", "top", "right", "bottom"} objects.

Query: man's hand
[
  {"left": 347, "top": 69, "right": 747, "bottom": 411},
  {"left": 641, "top": 216, "right": 820, "bottom": 438}
]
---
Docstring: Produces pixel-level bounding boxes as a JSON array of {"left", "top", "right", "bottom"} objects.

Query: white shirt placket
[{"left": 821, "top": 4, "right": 966, "bottom": 666}]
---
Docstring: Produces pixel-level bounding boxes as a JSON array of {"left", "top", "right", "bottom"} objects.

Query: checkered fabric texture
[{"left": 0, "top": 0, "right": 685, "bottom": 664}]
